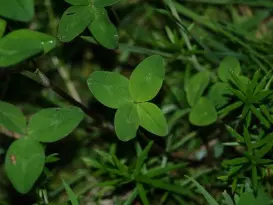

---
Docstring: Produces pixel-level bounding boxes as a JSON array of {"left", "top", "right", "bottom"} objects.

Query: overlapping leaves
[
  {"left": 58, "top": 0, "right": 120, "bottom": 49},
  {"left": 1, "top": 102, "right": 84, "bottom": 193},
  {"left": 185, "top": 56, "right": 243, "bottom": 126},
  {"left": 87, "top": 55, "right": 168, "bottom": 141}
]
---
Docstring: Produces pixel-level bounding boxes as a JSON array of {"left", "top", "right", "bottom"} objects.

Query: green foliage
[
  {"left": 0, "top": 18, "right": 6, "bottom": 39},
  {"left": 1, "top": 103, "right": 83, "bottom": 193},
  {"left": 189, "top": 97, "right": 218, "bottom": 126},
  {"left": 218, "top": 56, "right": 241, "bottom": 82},
  {"left": 65, "top": 0, "right": 89, "bottom": 6},
  {"left": 87, "top": 71, "right": 132, "bottom": 109},
  {"left": 0, "top": 101, "right": 26, "bottom": 134},
  {"left": 0, "top": 0, "right": 34, "bottom": 22},
  {"left": 1, "top": 0, "right": 273, "bottom": 204},
  {"left": 61, "top": 178, "right": 80, "bottom": 205},
  {"left": 93, "top": 0, "right": 122, "bottom": 7},
  {"left": 88, "top": 7, "right": 118, "bottom": 49},
  {"left": 87, "top": 55, "right": 168, "bottom": 140},
  {"left": 0, "top": 29, "right": 56, "bottom": 67},
  {"left": 5, "top": 137, "right": 45, "bottom": 194},
  {"left": 186, "top": 176, "right": 219, "bottom": 205},
  {"left": 137, "top": 102, "right": 168, "bottom": 136},
  {"left": 129, "top": 55, "right": 165, "bottom": 102},
  {"left": 58, "top": 0, "right": 119, "bottom": 48},
  {"left": 185, "top": 71, "right": 210, "bottom": 107},
  {"left": 208, "top": 82, "right": 231, "bottom": 109},
  {"left": 114, "top": 102, "right": 139, "bottom": 141},
  {"left": 57, "top": 6, "right": 94, "bottom": 42},
  {"left": 27, "top": 107, "right": 84, "bottom": 142}
]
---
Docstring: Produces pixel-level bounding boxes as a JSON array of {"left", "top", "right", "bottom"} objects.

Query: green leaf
[
  {"left": 58, "top": 6, "right": 94, "bottom": 42},
  {"left": 0, "top": 18, "right": 6, "bottom": 39},
  {"left": 0, "top": 29, "right": 56, "bottom": 67},
  {"left": 88, "top": 7, "right": 118, "bottom": 49},
  {"left": 65, "top": 0, "right": 89, "bottom": 5},
  {"left": 137, "top": 102, "right": 168, "bottom": 136},
  {"left": 189, "top": 97, "right": 217, "bottom": 126},
  {"left": 256, "top": 188, "right": 271, "bottom": 205},
  {"left": 222, "top": 157, "right": 249, "bottom": 167},
  {"left": 62, "top": 178, "right": 80, "bottom": 205},
  {"left": 87, "top": 71, "right": 132, "bottom": 109},
  {"left": 218, "top": 56, "right": 241, "bottom": 82},
  {"left": 11, "top": 29, "right": 56, "bottom": 53},
  {"left": 133, "top": 141, "right": 153, "bottom": 177},
  {"left": 137, "top": 176, "right": 192, "bottom": 196},
  {"left": 81, "top": 157, "right": 103, "bottom": 169},
  {"left": 93, "top": 0, "right": 121, "bottom": 7},
  {"left": 28, "top": 107, "right": 84, "bottom": 143},
  {"left": 218, "top": 101, "right": 243, "bottom": 118},
  {"left": 222, "top": 191, "right": 235, "bottom": 205},
  {"left": 0, "top": 101, "right": 26, "bottom": 134},
  {"left": 185, "top": 71, "right": 210, "bottom": 107},
  {"left": 0, "top": 0, "right": 34, "bottom": 22},
  {"left": 5, "top": 137, "right": 45, "bottom": 194},
  {"left": 238, "top": 192, "right": 255, "bottom": 205},
  {"left": 185, "top": 176, "right": 219, "bottom": 205},
  {"left": 145, "top": 163, "right": 187, "bottom": 178},
  {"left": 45, "top": 153, "right": 60, "bottom": 164},
  {"left": 129, "top": 55, "right": 165, "bottom": 102},
  {"left": 114, "top": 102, "right": 139, "bottom": 141},
  {"left": 137, "top": 183, "right": 149, "bottom": 205},
  {"left": 225, "top": 125, "right": 244, "bottom": 142},
  {"left": 208, "top": 82, "right": 232, "bottom": 109},
  {"left": 124, "top": 187, "right": 138, "bottom": 205},
  {"left": 230, "top": 75, "right": 250, "bottom": 94}
]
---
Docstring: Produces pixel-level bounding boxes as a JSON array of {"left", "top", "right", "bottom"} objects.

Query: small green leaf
[
  {"left": 218, "top": 101, "right": 243, "bottom": 118},
  {"left": 185, "top": 71, "right": 210, "bottom": 107},
  {"left": 185, "top": 176, "right": 219, "bottom": 205},
  {"left": 137, "top": 102, "right": 168, "bottom": 136},
  {"left": 225, "top": 125, "right": 244, "bottom": 142},
  {"left": 124, "top": 188, "right": 138, "bottom": 205},
  {"left": 238, "top": 192, "right": 255, "bottom": 205},
  {"left": 93, "top": 0, "right": 121, "bottom": 7},
  {"left": 137, "top": 183, "right": 149, "bottom": 205},
  {"left": 230, "top": 74, "right": 250, "bottom": 94},
  {"left": 137, "top": 176, "right": 192, "bottom": 196},
  {"left": 65, "top": 0, "right": 90, "bottom": 5},
  {"left": 189, "top": 97, "right": 217, "bottom": 126},
  {"left": 45, "top": 153, "right": 60, "bottom": 164},
  {"left": 0, "top": 18, "right": 6, "bottom": 39},
  {"left": 5, "top": 137, "right": 45, "bottom": 194},
  {"left": 88, "top": 7, "right": 118, "bottom": 49},
  {"left": 82, "top": 157, "right": 103, "bottom": 169},
  {"left": 134, "top": 141, "right": 153, "bottom": 177},
  {"left": 129, "top": 55, "right": 165, "bottom": 102},
  {"left": 222, "top": 157, "right": 249, "bottom": 167},
  {"left": 0, "top": 29, "right": 56, "bottom": 67},
  {"left": 145, "top": 163, "right": 187, "bottom": 178},
  {"left": 87, "top": 71, "right": 132, "bottom": 109},
  {"left": 0, "top": 0, "right": 34, "bottom": 22},
  {"left": 0, "top": 101, "right": 26, "bottom": 134},
  {"left": 114, "top": 102, "right": 139, "bottom": 141},
  {"left": 62, "top": 178, "right": 80, "bottom": 205},
  {"left": 28, "top": 107, "right": 84, "bottom": 142},
  {"left": 208, "top": 82, "right": 232, "bottom": 109},
  {"left": 222, "top": 191, "right": 235, "bottom": 205},
  {"left": 58, "top": 6, "right": 94, "bottom": 42},
  {"left": 218, "top": 56, "right": 241, "bottom": 82}
]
